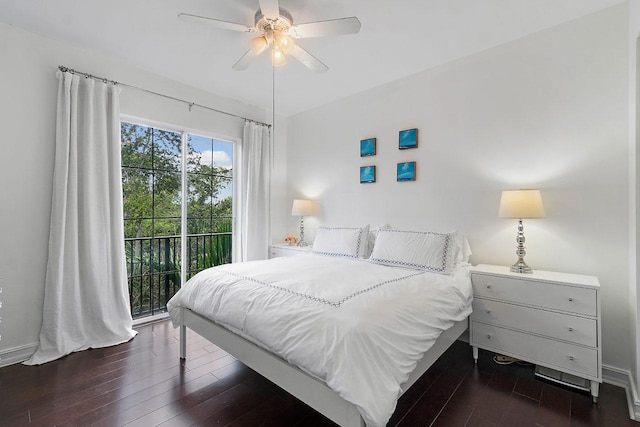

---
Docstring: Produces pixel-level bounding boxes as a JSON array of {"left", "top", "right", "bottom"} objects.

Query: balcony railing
[{"left": 125, "top": 231, "right": 232, "bottom": 319}]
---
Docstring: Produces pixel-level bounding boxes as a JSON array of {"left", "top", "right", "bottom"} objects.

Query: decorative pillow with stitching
[
  {"left": 312, "top": 226, "right": 370, "bottom": 258},
  {"left": 369, "top": 229, "right": 458, "bottom": 274},
  {"left": 364, "top": 224, "right": 391, "bottom": 259}
]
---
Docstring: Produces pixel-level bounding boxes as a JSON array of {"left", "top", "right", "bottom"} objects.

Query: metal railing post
[{"left": 164, "top": 237, "right": 171, "bottom": 306}]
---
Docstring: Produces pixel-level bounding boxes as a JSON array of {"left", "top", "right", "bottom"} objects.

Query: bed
[{"left": 167, "top": 227, "right": 473, "bottom": 427}]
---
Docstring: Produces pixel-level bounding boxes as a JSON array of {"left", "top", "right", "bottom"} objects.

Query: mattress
[{"left": 167, "top": 254, "right": 472, "bottom": 427}]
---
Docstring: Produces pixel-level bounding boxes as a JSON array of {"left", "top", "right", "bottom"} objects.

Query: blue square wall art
[
  {"left": 399, "top": 128, "right": 418, "bottom": 149},
  {"left": 397, "top": 161, "right": 416, "bottom": 181},
  {"left": 360, "top": 165, "right": 376, "bottom": 183},
  {"left": 360, "top": 138, "right": 376, "bottom": 157}
]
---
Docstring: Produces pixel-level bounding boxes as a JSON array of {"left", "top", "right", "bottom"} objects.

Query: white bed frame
[{"left": 177, "top": 307, "right": 468, "bottom": 427}]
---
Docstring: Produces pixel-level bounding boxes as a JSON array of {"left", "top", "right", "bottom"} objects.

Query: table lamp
[
  {"left": 499, "top": 189, "right": 545, "bottom": 273},
  {"left": 291, "top": 199, "right": 313, "bottom": 247}
]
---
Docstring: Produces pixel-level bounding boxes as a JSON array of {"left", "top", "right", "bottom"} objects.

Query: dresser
[
  {"left": 269, "top": 243, "right": 312, "bottom": 258},
  {"left": 469, "top": 264, "right": 601, "bottom": 402}
]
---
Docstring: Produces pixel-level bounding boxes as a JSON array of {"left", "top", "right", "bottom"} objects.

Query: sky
[
  {"left": 189, "top": 134, "right": 233, "bottom": 169},
  {"left": 189, "top": 134, "right": 234, "bottom": 202}
]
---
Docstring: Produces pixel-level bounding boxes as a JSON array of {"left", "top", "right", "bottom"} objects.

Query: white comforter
[{"left": 167, "top": 254, "right": 472, "bottom": 427}]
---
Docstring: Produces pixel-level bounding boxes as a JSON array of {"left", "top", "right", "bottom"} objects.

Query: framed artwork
[
  {"left": 397, "top": 161, "right": 416, "bottom": 181},
  {"left": 399, "top": 128, "right": 418, "bottom": 149},
  {"left": 360, "top": 138, "right": 376, "bottom": 157},
  {"left": 360, "top": 165, "right": 376, "bottom": 183}
]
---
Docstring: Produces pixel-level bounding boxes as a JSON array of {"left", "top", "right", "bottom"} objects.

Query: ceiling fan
[{"left": 178, "top": 0, "right": 361, "bottom": 73}]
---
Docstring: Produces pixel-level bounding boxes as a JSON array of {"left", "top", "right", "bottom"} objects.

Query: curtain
[
  {"left": 25, "top": 71, "right": 136, "bottom": 365},
  {"left": 233, "top": 122, "right": 271, "bottom": 262}
]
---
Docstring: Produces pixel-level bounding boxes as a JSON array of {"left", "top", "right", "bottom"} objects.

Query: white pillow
[
  {"left": 455, "top": 235, "right": 472, "bottom": 264},
  {"left": 312, "top": 226, "right": 370, "bottom": 258},
  {"left": 365, "top": 223, "right": 391, "bottom": 258},
  {"left": 370, "top": 229, "right": 458, "bottom": 274}
]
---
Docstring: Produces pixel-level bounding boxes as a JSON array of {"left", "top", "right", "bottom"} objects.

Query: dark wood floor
[{"left": 0, "top": 320, "right": 636, "bottom": 427}]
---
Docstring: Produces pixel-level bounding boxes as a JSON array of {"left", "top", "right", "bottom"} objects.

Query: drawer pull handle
[
  {"left": 486, "top": 285, "right": 492, "bottom": 290},
  {"left": 486, "top": 334, "right": 491, "bottom": 339},
  {"left": 568, "top": 298, "right": 574, "bottom": 302},
  {"left": 569, "top": 356, "right": 575, "bottom": 361},
  {"left": 568, "top": 327, "right": 574, "bottom": 332},
  {"left": 486, "top": 310, "right": 491, "bottom": 315}
]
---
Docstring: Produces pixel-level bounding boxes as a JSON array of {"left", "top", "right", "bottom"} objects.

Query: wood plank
[{"left": 0, "top": 320, "right": 632, "bottom": 427}]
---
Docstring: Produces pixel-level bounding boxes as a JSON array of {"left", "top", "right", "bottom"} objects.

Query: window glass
[{"left": 121, "top": 122, "right": 233, "bottom": 319}]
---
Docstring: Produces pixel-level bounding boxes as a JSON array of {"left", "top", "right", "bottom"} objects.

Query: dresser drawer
[
  {"left": 270, "top": 246, "right": 309, "bottom": 258},
  {"left": 270, "top": 248, "right": 283, "bottom": 258},
  {"left": 471, "top": 299, "right": 597, "bottom": 347},
  {"left": 472, "top": 273, "right": 597, "bottom": 316},
  {"left": 472, "top": 322, "right": 598, "bottom": 378}
]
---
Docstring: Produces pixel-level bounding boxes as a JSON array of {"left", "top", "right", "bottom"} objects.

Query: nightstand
[
  {"left": 269, "top": 243, "right": 312, "bottom": 258},
  {"left": 469, "top": 264, "right": 601, "bottom": 402}
]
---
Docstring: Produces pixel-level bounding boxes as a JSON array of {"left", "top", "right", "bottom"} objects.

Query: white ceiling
[{"left": 0, "top": 0, "right": 626, "bottom": 116}]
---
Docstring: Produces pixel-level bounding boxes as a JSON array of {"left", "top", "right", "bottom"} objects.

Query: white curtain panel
[
  {"left": 25, "top": 71, "right": 136, "bottom": 365},
  {"left": 233, "top": 122, "right": 271, "bottom": 262}
]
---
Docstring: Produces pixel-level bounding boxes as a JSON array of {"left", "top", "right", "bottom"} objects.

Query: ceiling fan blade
[
  {"left": 289, "top": 17, "right": 361, "bottom": 39},
  {"left": 178, "top": 13, "right": 253, "bottom": 33},
  {"left": 232, "top": 49, "right": 259, "bottom": 71},
  {"left": 290, "top": 45, "right": 328, "bottom": 73},
  {"left": 259, "top": 0, "right": 280, "bottom": 20}
]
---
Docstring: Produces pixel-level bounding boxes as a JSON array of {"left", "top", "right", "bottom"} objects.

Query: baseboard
[
  {"left": 0, "top": 314, "right": 167, "bottom": 368},
  {"left": 0, "top": 342, "right": 38, "bottom": 368},
  {"left": 602, "top": 364, "right": 640, "bottom": 421}
]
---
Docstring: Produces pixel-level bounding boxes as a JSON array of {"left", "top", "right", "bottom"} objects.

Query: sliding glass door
[{"left": 121, "top": 121, "right": 234, "bottom": 319}]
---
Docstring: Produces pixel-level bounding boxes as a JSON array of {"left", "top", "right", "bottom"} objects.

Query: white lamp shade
[
  {"left": 291, "top": 199, "right": 313, "bottom": 216},
  {"left": 249, "top": 36, "right": 268, "bottom": 55},
  {"left": 278, "top": 34, "right": 295, "bottom": 54},
  {"left": 498, "top": 190, "right": 545, "bottom": 219}
]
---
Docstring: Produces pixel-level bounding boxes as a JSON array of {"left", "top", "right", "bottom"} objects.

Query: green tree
[
  {"left": 121, "top": 123, "right": 232, "bottom": 238},
  {"left": 120, "top": 122, "right": 233, "bottom": 318}
]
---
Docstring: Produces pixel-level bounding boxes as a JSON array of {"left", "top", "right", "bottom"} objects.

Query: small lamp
[
  {"left": 499, "top": 189, "right": 545, "bottom": 274},
  {"left": 291, "top": 199, "right": 313, "bottom": 247}
]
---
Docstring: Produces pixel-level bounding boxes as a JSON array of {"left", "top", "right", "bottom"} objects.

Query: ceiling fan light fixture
[
  {"left": 249, "top": 36, "right": 269, "bottom": 55},
  {"left": 272, "top": 46, "right": 286, "bottom": 66},
  {"left": 277, "top": 34, "right": 295, "bottom": 54},
  {"left": 179, "top": 1, "right": 360, "bottom": 73}
]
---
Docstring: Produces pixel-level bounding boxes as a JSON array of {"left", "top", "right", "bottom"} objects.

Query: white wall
[
  {"left": 287, "top": 5, "right": 630, "bottom": 370},
  {"left": 629, "top": 0, "right": 640, "bottom": 413},
  {"left": 0, "top": 22, "right": 287, "bottom": 364}
]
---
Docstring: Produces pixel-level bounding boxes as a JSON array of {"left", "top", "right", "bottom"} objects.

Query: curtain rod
[{"left": 58, "top": 65, "right": 271, "bottom": 129}]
